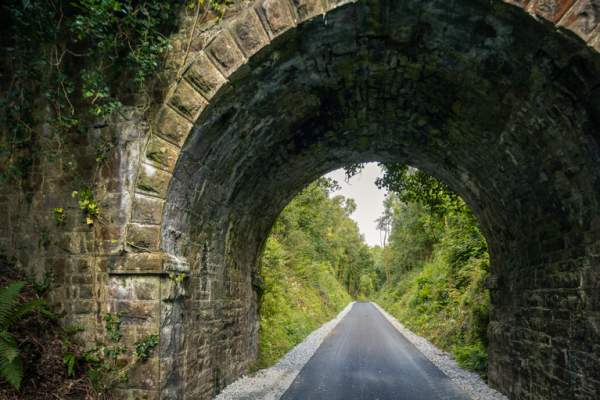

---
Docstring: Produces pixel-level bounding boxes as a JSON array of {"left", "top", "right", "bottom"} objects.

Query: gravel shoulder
[
  {"left": 372, "top": 302, "right": 508, "bottom": 400},
  {"left": 214, "top": 302, "right": 356, "bottom": 400}
]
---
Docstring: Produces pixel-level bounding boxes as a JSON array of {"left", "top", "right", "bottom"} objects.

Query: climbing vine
[{"left": 0, "top": 0, "right": 231, "bottom": 187}]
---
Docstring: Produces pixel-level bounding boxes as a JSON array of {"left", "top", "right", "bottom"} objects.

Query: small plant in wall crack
[
  {"left": 135, "top": 334, "right": 159, "bottom": 362},
  {"left": 104, "top": 312, "right": 123, "bottom": 343},
  {"left": 167, "top": 272, "right": 188, "bottom": 300},
  {"left": 72, "top": 188, "right": 99, "bottom": 225},
  {"left": 53, "top": 207, "right": 66, "bottom": 226},
  {"left": 168, "top": 272, "right": 187, "bottom": 284}
]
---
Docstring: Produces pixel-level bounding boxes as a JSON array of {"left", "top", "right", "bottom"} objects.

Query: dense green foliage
[
  {"left": 258, "top": 168, "right": 490, "bottom": 377},
  {"left": 0, "top": 0, "right": 232, "bottom": 185},
  {"left": 1, "top": 0, "right": 179, "bottom": 183},
  {"left": 257, "top": 179, "right": 370, "bottom": 367},
  {"left": 371, "top": 165, "right": 491, "bottom": 377}
]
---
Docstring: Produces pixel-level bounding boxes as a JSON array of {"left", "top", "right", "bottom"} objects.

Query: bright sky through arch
[{"left": 325, "top": 163, "right": 388, "bottom": 247}]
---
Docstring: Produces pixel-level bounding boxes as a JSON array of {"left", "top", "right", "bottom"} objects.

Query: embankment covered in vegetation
[
  {"left": 255, "top": 179, "right": 370, "bottom": 368},
  {"left": 370, "top": 166, "right": 491, "bottom": 377}
]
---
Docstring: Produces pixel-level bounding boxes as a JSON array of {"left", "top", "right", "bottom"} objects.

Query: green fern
[
  {"left": 0, "top": 281, "right": 47, "bottom": 390},
  {"left": 0, "top": 282, "right": 24, "bottom": 327}
]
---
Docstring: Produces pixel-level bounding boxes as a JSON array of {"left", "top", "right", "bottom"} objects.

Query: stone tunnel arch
[{"left": 110, "top": 0, "right": 600, "bottom": 399}]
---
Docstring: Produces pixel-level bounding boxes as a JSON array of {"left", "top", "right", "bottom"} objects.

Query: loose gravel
[
  {"left": 215, "top": 301, "right": 508, "bottom": 400},
  {"left": 214, "top": 302, "right": 355, "bottom": 400},
  {"left": 372, "top": 302, "right": 508, "bottom": 400}
]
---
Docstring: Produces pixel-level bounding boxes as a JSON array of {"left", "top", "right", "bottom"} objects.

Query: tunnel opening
[
  {"left": 251, "top": 161, "right": 492, "bottom": 382},
  {"left": 135, "top": 0, "right": 600, "bottom": 398}
]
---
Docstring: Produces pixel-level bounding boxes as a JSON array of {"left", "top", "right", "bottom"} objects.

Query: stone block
[
  {"left": 127, "top": 357, "right": 160, "bottom": 390},
  {"left": 230, "top": 9, "right": 270, "bottom": 57},
  {"left": 111, "top": 253, "right": 165, "bottom": 274},
  {"left": 109, "top": 276, "right": 160, "bottom": 302},
  {"left": 184, "top": 52, "right": 228, "bottom": 100},
  {"left": 72, "top": 274, "right": 93, "bottom": 285},
  {"left": 98, "top": 193, "right": 129, "bottom": 226},
  {"left": 78, "top": 284, "right": 93, "bottom": 299},
  {"left": 136, "top": 164, "right": 172, "bottom": 198},
  {"left": 126, "top": 224, "right": 161, "bottom": 252},
  {"left": 72, "top": 300, "right": 94, "bottom": 315},
  {"left": 163, "top": 254, "right": 191, "bottom": 272},
  {"left": 131, "top": 195, "right": 165, "bottom": 225},
  {"left": 154, "top": 106, "right": 193, "bottom": 147},
  {"left": 289, "top": 0, "right": 324, "bottom": 22},
  {"left": 145, "top": 135, "right": 180, "bottom": 172},
  {"left": 257, "top": 0, "right": 296, "bottom": 38},
  {"left": 134, "top": 279, "right": 161, "bottom": 301},
  {"left": 95, "top": 224, "right": 126, "bottom": 255},
  {"left": 168, "top": 80, "right": 208, "bottom": 122},
  {"left": 205, "top": 31, "right": 246, "bottom": 77},
  {"left": 109, "top": 300, "right": 160, "bottom": 326},
  {"left": 109, "top": 276, "right": 135, "bottom": 300},
  {"left": 559, "top": 0, "right": 600, "bottom": 41},
  {"left": 530, "top": 0, "right": 577, "bottom": 22}
]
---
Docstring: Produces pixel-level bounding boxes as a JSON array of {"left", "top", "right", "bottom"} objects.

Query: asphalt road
[{"left": 281, "top": 302, "right": 470, "bottom": 400}]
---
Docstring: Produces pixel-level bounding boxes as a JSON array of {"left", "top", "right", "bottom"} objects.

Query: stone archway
[{"left": 108, "top": 0, "right": 600, "bottom": 399}]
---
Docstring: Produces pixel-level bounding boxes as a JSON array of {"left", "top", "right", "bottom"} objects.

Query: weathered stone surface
[
  {"left": 136, "top": 164, "right": 172, "bottom": 198},
  {"left": 126, "top": 224, "right": 161, "bottom": 252},
  {"left": 109, "top": 275, "right": 161, "bottom": 300},
  {"left": 230, "top": 9, "right": 270, "bottom": 57},
  {"left": 168, "top": 80, "right": 208, "bottom": 121},
  {"left": 131, "top": 194, "right": 165, "bottom": 225},
  {"left": 256, "top": 0, "right": 296, "bottom": 38},
  {"left": 289, "top": 0, "right": 324, "bottom": 21},
  {"left": 205, "top": 31, "right": 247, "bottom": 77},
  {"left": 127, "top": 358, "right": 160, "bottom": 390},
  {"left": 109, "top": 299, "right": 160, "bottom": 326},
  {"left": 145, "top": 135, "right": 179, "bottom": 172},
  {"left": 184, "top": 52, "right": 228, "bottom": 100},
  {"left": 559, "top": 0, "right": 600, "bottom": 40},
  {"left": 154, "top": 106, "right": 193, "bottom": 147},
  {"left": 111, "top": 253, "right": 165, "bottom": 274},
  {"left": 530, "top": 0, "right": 577, "bottom": 22}
]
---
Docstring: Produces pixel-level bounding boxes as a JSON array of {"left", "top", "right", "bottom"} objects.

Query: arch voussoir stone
[
  {"left": 256, "top": 0, "right": 298, "bottom": 38},
  {"left": 559, "top": 0, "right": 600, "bottom": 41}
]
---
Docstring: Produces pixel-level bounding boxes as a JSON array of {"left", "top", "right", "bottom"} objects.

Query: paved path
[{"left": 281, "top": 302, "right": 470, "bottom": 400}]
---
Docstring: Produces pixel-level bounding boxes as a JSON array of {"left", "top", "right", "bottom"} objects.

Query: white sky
[{"left": 325, "top": 163, "right": 387, "bottom": 247}]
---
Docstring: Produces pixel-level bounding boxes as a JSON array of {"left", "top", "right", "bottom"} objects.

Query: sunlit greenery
[
  {"left": 257, "top": 169, "right": 490, "bottom": 378},
  {"left": 371, "top": 165, "right": 490, "bottom": 378},
  {"left": 257, "top": 178, "right": 366, "bottom": 367}
]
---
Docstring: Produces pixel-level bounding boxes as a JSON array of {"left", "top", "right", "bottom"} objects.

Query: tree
[{"left": 375, "top": 194, "right": 395, "bottom": 247}]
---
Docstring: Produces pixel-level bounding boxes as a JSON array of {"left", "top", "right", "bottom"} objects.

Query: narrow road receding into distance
[{"left": 281, "top": 302, "right": 470, "bottom": 400}]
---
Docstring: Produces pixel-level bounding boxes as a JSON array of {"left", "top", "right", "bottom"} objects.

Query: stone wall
[{"left": 2, "top": 0, "right": 600, "bottom": 399}]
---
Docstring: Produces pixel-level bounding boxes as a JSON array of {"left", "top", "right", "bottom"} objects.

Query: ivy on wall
[{"left": 0, "top": 0, "right": 231, "bottom": 186}]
